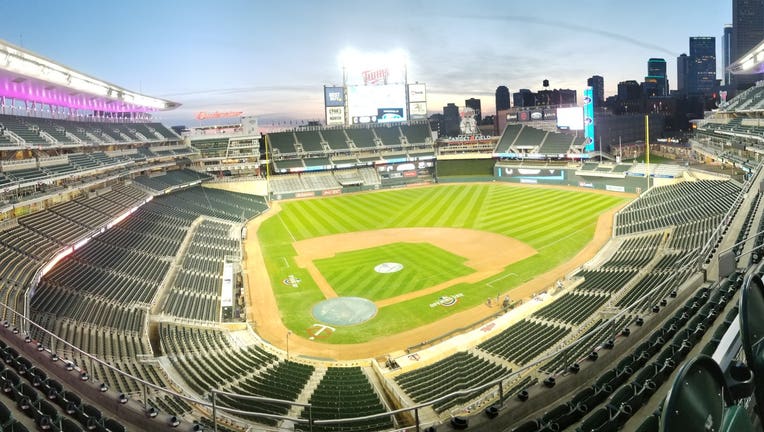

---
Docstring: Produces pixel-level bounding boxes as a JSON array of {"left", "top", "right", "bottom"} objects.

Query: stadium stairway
[
  {"left": 286, "top": 366, "right": 327, "bottom": 418},
  {"left": 708, "top": 174, "right": 764, "bottom": 281}
]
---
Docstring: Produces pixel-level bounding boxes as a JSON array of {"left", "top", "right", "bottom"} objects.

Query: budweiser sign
[
  {"left": 362, "top": 68, "right": 389, "bottom": 85},
  {"left": 195, "top": 111, "right": 244, "bottom": 120}
]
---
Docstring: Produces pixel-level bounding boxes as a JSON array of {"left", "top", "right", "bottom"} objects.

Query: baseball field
[{"left": 250, "top": 183, "right": 628, "bottom": 347}]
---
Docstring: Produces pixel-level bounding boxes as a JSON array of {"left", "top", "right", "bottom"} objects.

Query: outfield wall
[
  {"left": 267, "top": 159, "right": 663, "bottom": 200},
  {"left": 491, "top": 164, "right": 648, "bottom": 194}
]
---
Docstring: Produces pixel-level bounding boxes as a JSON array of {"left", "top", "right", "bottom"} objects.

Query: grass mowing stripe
[
  {"left": 417, "top": 187, "right": 462, "bottom": 226},
  {"left": 435, "top": 184, "right": 477, "bottom": 227},
  {"left": 309, "top": 198, "right": 365, "bottom": 233},
  {"left": 463, "top": 184, "right": 490, "bottom": 227},
  {"left": 390, "top": 188, "right": 449, "bottom": 227},
  {"left": 297, "top": 199, "right": 347, "bottom": 236},
  {"left": 325, "top": 198, "right": 385, "bottom": 230},
  {"left": 292, "top": 201, "right": 333, "bottom": 239},
  {"left": 276, "top": 209, "right": 306, "bottom": 241},
  {"left": 483, "top": 193, "right": 603, "bottom": 238},
  {"left": 339, "top": 193, "right": 405, "bottom": 224},
  {"left": 505, "top": 194, "right": 607, "bottom": 240}
]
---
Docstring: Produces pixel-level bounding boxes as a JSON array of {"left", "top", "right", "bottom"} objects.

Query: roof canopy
[
  {"left": 729, "top": 37, "right": 764, "bottom": 75},
  {"left": 0, "top": 39, "right": 180, "bottom": 112}
]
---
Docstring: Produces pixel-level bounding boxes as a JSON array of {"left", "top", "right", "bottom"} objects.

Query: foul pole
[
  {"left": 264, "top": 134, "right": 272, "bottom": 202},
  {"left": 645, "top": 115, "right": 650, "bottom": 192}
]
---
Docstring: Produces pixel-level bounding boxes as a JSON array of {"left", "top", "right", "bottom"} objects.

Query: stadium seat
[
  {"left": 739, "top": 273, "right": 764, "bottom": 420},
  {"left": 661, "top": 355, "right": 755, "bottom": 432}
]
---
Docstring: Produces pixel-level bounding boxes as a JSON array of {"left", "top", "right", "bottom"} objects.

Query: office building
[
  {"left": 587, "top": 75, "right": 604, "bottom": 105},
  {"left": 732, "top": 0, "right": 764, "bottom": 92},
  {"left": 723, "top": 24, "right": 733, "bottom": 86},
  {"left": 495, "top": 86, "right": 510, "bottom": 112},
  {"left": 647, "top": 58, "right": 669, "bottom": 96},
  {"left": 689, "top": 36, "right": 717, "bottom": 95}
]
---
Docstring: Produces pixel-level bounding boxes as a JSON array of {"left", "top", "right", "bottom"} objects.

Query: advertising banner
[
  {"left": 325, "top": 106, "right": 345, "bottom": 125},
  {"left": 408, "top": 83, "right": 427, "bottom": 102},
  {"left": 583, "top": 86, "right": 595, "bottom": 152},
  {"left": 377, "top": 107, "right": 405, "bottom": 123},
  {"left": 324, "top": 86, "right": 345, "bottom": 107},
  {"left": 409, "top": 102, "right": 427, "bottom": 118}
]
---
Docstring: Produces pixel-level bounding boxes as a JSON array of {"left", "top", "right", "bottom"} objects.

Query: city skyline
[{"left": 0, "top": 1, "right": 734, "bottom": 125}]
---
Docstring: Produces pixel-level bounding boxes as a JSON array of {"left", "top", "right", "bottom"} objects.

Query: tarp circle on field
[{"left": 312, "top": 297, "right": 378, "bottom": 326}]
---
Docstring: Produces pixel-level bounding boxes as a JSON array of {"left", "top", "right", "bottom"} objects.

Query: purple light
[{"left": 0, "top": 77, "right": 160, "bottom": 113}]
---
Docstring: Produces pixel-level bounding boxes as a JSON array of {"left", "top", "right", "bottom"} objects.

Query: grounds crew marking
[{"left": 374, "top": 262, "right": 403, "bottom": 273}]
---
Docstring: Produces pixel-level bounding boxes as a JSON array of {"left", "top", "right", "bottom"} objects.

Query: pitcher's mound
[{"left": 312, "top": 297, "right": 378, "bottom": 326}]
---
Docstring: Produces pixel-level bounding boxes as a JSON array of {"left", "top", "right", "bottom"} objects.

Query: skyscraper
[
  {"left": 442, "top": 103, "right": 460, "bottom": 137},
  {"left": 689, "top": 37, "right": 717, "bottom": 95},
  {"left": 586, "top": 75, "right": 604, "bottom": 105},
  {"left": 723, "top": 24, "right": 733, "bottom": 86},
  {"left": 647, "top": 58, "right": 669, "bottom": 96},
  {"left": 617, "top": 81, "right": 641, "bottom": 101},
  {"left": 495, "top": 86, "right": 510, "bottom": 113},
  {"left": 465, "top": 98, "right": 482, "bottom": 124},
  {"left": 732, "top": 0, "right": 764, "bottom": 92},
  {"left": 513, "top": 89, "right": 535, "bottom": 108},
  {"left": 677, "top": 53, "right": 690, "bottom": 92}
]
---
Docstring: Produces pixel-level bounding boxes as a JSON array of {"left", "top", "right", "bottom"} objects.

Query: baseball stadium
[{"left": 0, "top": 29, "right": 761, "bottom": 432}]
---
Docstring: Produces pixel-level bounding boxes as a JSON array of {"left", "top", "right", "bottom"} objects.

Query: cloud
[{"left": 460, "top": 14, "right": 679, "bottom": 57}]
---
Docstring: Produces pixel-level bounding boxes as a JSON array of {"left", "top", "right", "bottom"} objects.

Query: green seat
[
  {"left": 660, "top": 355, "right": 754, "bottom": 432},
  {"left": 740, "top": 273, "right": 764, "bottom": 420}
]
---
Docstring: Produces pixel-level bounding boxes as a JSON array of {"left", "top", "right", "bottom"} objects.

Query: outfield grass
[
  {"left": 314, "top": 242, "right": 473, "bottom": 301},
  {"left": 258, "top": 184, "right": 629, "bottom": 344}
]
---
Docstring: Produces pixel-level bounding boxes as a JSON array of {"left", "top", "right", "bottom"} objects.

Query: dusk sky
[{"left": 2, "top": 1, "right": 732, "bottom": 126}]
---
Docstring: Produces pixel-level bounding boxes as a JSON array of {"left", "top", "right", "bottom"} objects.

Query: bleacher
[
  {"left": 294, "top": 131, "right": 325, "bottom": 153},
  {"left": 270, "top": 167, "right": 383, "bottom": 195},
  {"left": 274, "top": 159, "right": 305, "bottom": 171},
  {"left": 538, "top": 131, "right": 574, "bottom": 155},
  {"left": 267, "top": 131, "right": 299, "bottom": 155},
  {"left": 495, "top": 124, "right": 523, "bottom": 153},
  {"left": 26, "top": 185, "right": 265, "bottom": 355},
  {"left": 373, "top": 126, "right": 403, "bottom": 147},
  {"left": 615, "top": 180, "right": 740, "bottom": 236},
  {"left": 133, "top": 169, "right": 213, "bottom": 193},
  {"left": 303, "top": 157, "right": 332, "bottom": 168},
  {"left": 394, "top": 351, "right": 511, "bottom": 412},
  {"left": 400, "top": 124, "right": 430, "bottom": 143},
  {"left": 477, "top": 320, "right": 570, "bottom": 365},
  {"left": 0, "top": 114, "right": 179, "bottom": 147},
  {"left": 163, "top": 220, "right": 239, "bottom": 322},
  {"left": 534, "top": 293, "right": 610, "bottom": 324},
  {"left": 720, "top": 84, "right": 764, "bottom": 112},
  {"left": 512, "top": 126, "right": 548, "bottom": 149},
  {"left": 322, "top": 129, "right": 351, "bottom": 150},
  {"left": 298, "top": 367, "right": 392, "bottom": 432},
  {"left": 344, "top": 128, "right": 376, "bottom": 149}
]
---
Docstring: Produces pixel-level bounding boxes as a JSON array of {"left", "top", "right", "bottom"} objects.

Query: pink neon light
[{"left": 0, "top": 80, "right": 156, "bottom": 113}]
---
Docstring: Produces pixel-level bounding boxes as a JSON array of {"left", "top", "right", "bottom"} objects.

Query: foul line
[
  {"left": 277, "top": 212, "right": 296, "bottom": 242},
  {"left": 485, "top": 272, "right": 517, "bottom": 288}
]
